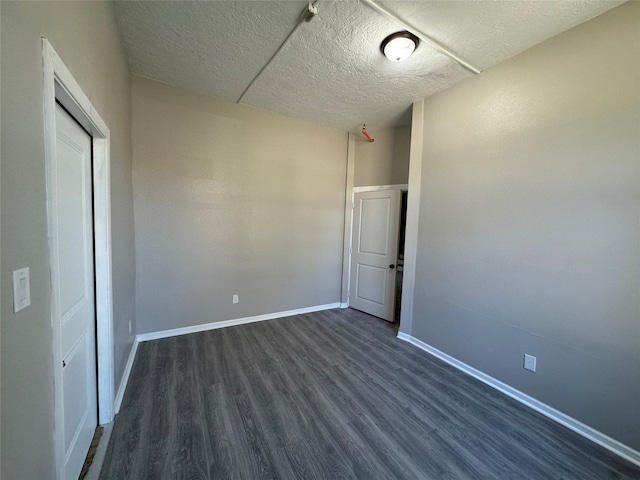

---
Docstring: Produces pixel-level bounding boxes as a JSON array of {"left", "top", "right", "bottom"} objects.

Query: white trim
[
  {"left": 341, "top": 133, "right": 356, "bottom": 305},
  {"left": 114, "top": 339, "right": 139, "bottom": 414},
  {"left": 397, "top": 333, "right": 640, "bottom": 467},
  {"left": 43, "top": 38, "right": 115, "bottom": 479},
  {"left": 340, "top": 303, "right": 349, "bottom": 309},
  {"left": 136, "top": 303, "right": 341, "bottom": 343},
  {"left": 398, "top": 100, "right": 424, "bottom": 336},
  {"left": 396, "top": 332, "right": 411, "bottom": 342},
  {"left": 353, "top": 184, "right": 408, "bottom": 193}
]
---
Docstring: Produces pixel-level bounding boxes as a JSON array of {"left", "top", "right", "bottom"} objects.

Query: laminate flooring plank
[
  {"left": 332, "top": 363, "right": 492, "bottom": 479},
  {"left": 274, "top": 442, "right": 327, "bottom": 480},
  {"left": 270, "top": 342, "right": 396, "bottom": 478},
  {"left": 302, "top": 322, "right": 502, "bottom": 475},
  {"left": 267, "top": 319, "right": 339, "bottom": 385},
  {"left": 167, "top": 334, "right": 210, "bottom": 480},
  {"left": 212, "top": 331, "right": 278, "bottom": 480},
  {"left": 145, "top": 337, "right": 180, "bottom": 480},
  {"left": 246, "top": 321, "right": 406, "bottom": 478},
  {"left": 212, "top": 331, "right": 250, "bottom": 399},
  {"left": 345, "top": 412, "right": 437, "bottom": 479},
  {"left": 100, "top": 308, "right": 640, "bottom": 480},
  {"left": 207, "top": 383, "right": 278, "bottom": 480},
  {"left": 200, "top": 329, "right": 229, "bottom": 388},
  {"left": 236, "top": 334, "right": 318, "bottom": 450},
  {"left": 304, "top": 349, "right": 467, "bottom": 477},
  {"left": 259, "top": 372, "right": 353, "bottom": 479},
  {"left": 329, "top": 364, "right": 490, "bottom": 479},
  {"left": 339, "top": 348, "right": 561, "bottom": 479},
  {"left": 293, "top": 384, "right": 386, "bottom": 479},
  {"left": 282, "top": 403, "right": 359, "bottom": 479},
  {"left": 128, "top": 341, "right": 171, "bottom": 479},
  {"left": 98, "top": 343, "right": 147, "bottom": 479}
]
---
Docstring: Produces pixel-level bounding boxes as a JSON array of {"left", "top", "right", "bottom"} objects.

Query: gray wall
[
  {"left": 0, "top": 2, "right": 136, "bottom": 478},
  {"left": 411, "top": 2, "right": 639, "bottom": 449},
  {"left": 133, "top": 77, "right": 348, "bottom": 334},
  {"left": 354, "top": 126, "right": 410, "bottom": 187}
]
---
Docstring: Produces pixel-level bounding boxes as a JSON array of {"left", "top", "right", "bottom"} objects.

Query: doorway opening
[
  {"left": 43, "top": 38, "right": 115, "bottom": 479},
  {"left": 348, "top": 185, "right": 407, "bottom": 324},
  {"left": 394, "top": 190, "right": 408, "bottom": 324}
]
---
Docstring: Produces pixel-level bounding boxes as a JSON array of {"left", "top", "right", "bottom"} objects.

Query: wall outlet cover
[
  {"left": 524, "top": 354, "right": 537, "bottom": 372},
  {"left": 233, "top": 294, "right": 239, "bottom": 304}
]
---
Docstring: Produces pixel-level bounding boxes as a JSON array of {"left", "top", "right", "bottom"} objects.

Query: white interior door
[
  {"left": 349, "top": 189, "right": 401, "bottom": 322},
  {"left": 54, "top": 104, "right": 97, "bottom": 480}
]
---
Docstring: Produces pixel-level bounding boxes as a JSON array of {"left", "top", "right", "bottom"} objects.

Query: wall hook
[{"left": 362, "top": 124, "right": 374, "bottom": 142}]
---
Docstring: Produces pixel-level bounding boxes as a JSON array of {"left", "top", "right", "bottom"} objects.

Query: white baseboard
[
  {"left": 396, "top": 332, "right": 411, "bottom": 342},
  {"left": 136, "top": 303, "right": 341, "bottom": 343},
  {"left": 397, "top": 333, "right": 640, "bottom": 467},
  {"left": 340, "top": 302, "right": 349, "bottom": 308},
  {"left": 114, "top": 336, "right": 139, "bottom": 414}
]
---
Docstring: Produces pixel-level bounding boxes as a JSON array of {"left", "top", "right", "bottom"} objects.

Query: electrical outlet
[
  {"left": 129, "top": 319, "right": 132, "bottom": 335},
  {"left": 233, "top": 294, "right": 239, "bottom": 304},
  {"left": 524, "top": 354, "right": 537, "bottom": 372}
]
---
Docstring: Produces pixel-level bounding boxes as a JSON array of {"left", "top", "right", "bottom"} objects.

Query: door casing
[{"left": 43, "top": 38, "right": 115, "bottom": 479}]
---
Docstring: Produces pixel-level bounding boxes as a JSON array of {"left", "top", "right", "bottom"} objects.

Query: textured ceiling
[{"left": 113, "top": 0, "right": 625, "bottom": 132}]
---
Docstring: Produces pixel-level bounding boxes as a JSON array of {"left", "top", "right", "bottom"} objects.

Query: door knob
[{"left": 389, "top": 264, "right": 395, "bottom": 269}]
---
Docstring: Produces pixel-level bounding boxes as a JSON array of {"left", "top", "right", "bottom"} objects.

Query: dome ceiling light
[{"left": 380, "top": 31, "right": 419, "bottom": 62}]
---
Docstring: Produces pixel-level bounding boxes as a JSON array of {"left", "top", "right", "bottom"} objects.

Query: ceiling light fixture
[{"left": 381, "top": 31, "right": 419, "bottom": 62}]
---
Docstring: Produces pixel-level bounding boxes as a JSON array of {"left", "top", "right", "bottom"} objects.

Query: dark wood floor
[{"left": 100, "top": 308, "right": 640, "bottom": 479}]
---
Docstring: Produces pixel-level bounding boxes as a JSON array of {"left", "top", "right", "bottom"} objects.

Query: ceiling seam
[
  {"left": 237, "top": 1, "right": 323, "bottom": 104},
  {"left": 361, "top": 0, "right": 481, "bottom": 75}
]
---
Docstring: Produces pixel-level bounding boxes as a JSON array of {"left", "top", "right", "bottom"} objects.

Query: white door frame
[
  {"left": 397, "top": 99, "right": 424, "bottom": 337},
  {"left": 345, "top": 184, "right": 408, "bottom": 309},
  {"left": 43, "top": 38, "right": 115, "bottom": 478}
]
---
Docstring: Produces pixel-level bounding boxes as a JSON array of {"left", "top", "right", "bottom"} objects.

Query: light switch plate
[
  {"left": 524, "top": 353, "right": 537, "bottom": 372},
  {"left": 13, "top": 267, "right": 31, "bottom": 313}
]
